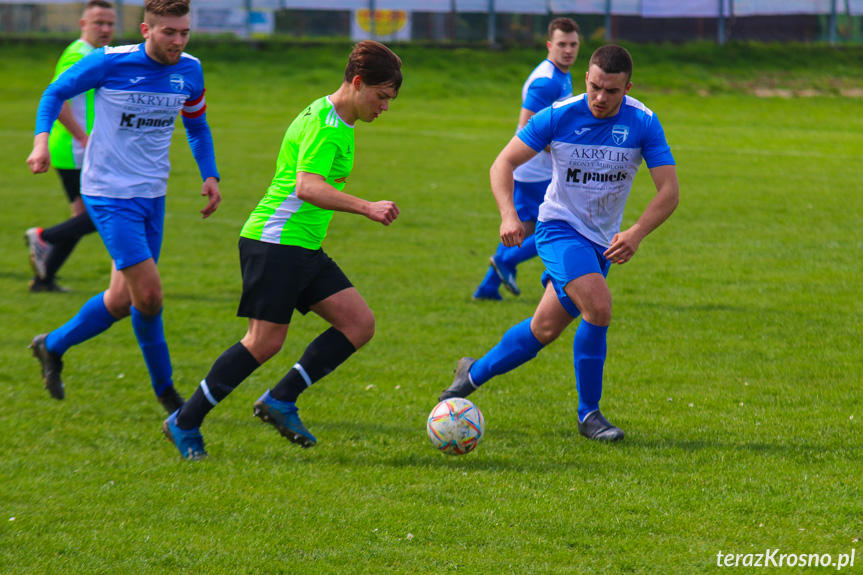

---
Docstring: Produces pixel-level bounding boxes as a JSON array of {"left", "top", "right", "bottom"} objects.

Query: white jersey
[
  {"left": 35, "top": 44, "right": 217, "bottom": 199},
  {"left": 513, "top": 59, "right": 573, "bottom": 183}
]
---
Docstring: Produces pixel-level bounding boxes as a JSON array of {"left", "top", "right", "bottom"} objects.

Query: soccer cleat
[
  {"left": 28, "top": 278, "right": 70, "bottom": 293},
  {"left": 30, "top": 334, "right": 65, "bottom": 400},
  {"left": 438, "top": 357, "right": 479, "bottom": 401},
  {"left": 162, "top": 409, "right": 207, "bottom": 460},
  {"left": 489, "top": 255, "right": 520, "bottom": 296},
  {"left": 253, "top": 390, "right": 316, "bottom": 448},
  {"left": 472, "top": 286, "right": 502, "bottom": 301},
  {"left": 157, "top": 386, "right": 185, "bottom": 415},
  {"left": 577, "top": 410, "right": 625, "bottom": 442},
  {"left": 24, "top": 227, "right": 52, "bottom": 281}
]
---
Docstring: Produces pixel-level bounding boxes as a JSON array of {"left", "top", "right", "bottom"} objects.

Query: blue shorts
[
  {"left": 83, "top": 195, "right": 165, "bottom": 270},
  {"left": 536, "top": 219, "right": 611, "bottom": 318},
  {"left": 513, "top": 179, "right": 550, "bottom": 222}
]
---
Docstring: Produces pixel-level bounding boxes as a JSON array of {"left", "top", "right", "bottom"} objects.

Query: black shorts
[
  {"left": 237, "top": 237, "right": 353, "bottom": 325},
  {"left": 56, "top": 168, "right": 82, "bottom": 203}
]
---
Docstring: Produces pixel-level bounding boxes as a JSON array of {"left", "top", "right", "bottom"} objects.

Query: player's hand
[
  {"left": 200, "top": 177, "right": 221, "bottom": 219},
  {"left": 366, "top": 200, "right": 399, "bottom": 226},
  {"left": 604, "top": 228, "right": 642, "bottom": 264},
  {"left": 27, "top": 134, "right": 51, "bottom": 174},
  {"left": 500, "top": 215, "right": 525, "bottom": 248}
]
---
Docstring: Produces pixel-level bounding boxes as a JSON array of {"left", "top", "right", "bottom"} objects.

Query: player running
[
  {"left": 26, "top": 0, "right": 221, "bottom": 414},
  {"left": 162, "top": 41, "right": 402, "bottom": 460},
  {"left": 442, "top": 45, "right": 680, "bottom": 441},
  {"left": 474, "top": 17, "right": 580, "bottom": 300}
]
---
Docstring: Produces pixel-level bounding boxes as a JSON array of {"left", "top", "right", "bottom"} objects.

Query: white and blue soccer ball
[{"left": 427, "top": 398, "right": 485, "bottom": 455}]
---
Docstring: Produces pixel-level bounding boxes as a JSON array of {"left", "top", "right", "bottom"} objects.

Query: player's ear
[
  {"left": 140, "top": 21, "right": 149, "bottom": 38},
  {"left": 351, "top": 76, "right": 363, "bottom": 91}
]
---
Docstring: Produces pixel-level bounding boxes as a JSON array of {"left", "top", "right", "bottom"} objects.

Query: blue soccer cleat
[
  {"left": 489, "top": 255, "right": 520, "bottom": 296},
  {"left": 253, "top": 390, "right": 317, "bottom": 448},
  {"left": 162, "top": 409, "right": 207, "bottom": 460}
]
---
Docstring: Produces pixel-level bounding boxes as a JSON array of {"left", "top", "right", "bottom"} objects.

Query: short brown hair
[
  {"left": 85, "top": 0, "right": 113, "bottom": 11},
  {"left": 589, "top": 45, "right": 633, "bottom": 81},
  {"left": 344, "top": 40, "right": 403, "bottom": 94},
  {"left": 548, "top": 17, "right": 580, "bottom": 38},
  {"left": 144, "top": 0, "right": 190, "bottom": 18}
]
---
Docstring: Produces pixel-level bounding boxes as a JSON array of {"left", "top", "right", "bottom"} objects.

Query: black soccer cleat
[
  {"left": 577, "top": 410, "right": 625, "bottom": 442},
  {"left": 30, "top": 334, "right": 65, "bottom": 400},
  {"left": 157, "top": 386, "right": 185, "bottom": 415},
  {"left": 438, "top": 357, "right": 479, "bottom": 402}
]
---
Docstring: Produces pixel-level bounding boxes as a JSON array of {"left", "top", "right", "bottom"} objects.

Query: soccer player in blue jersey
[
  {"left": 442, "top": 45, "right": 680, "bottom": 441},
  {"left": 24, "top": 0, "right": 115, "bottom": 293},
  {"left": 26, "top": 0, "right": 221, "bottom": 415},
  {"left": 474, "top": 17, "right": 580, "bottom": 300}
]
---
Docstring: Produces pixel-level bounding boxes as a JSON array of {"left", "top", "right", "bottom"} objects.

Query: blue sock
[
  {"left": 573, "top": 320, "right": 609, "bottom": 422},
  {"left": 476, "top": 265, "right": 502, "bottom": 293},
  {"left": 499, "top": 234, "right": 538, "bottom": 267},
  {"left": 45, "top": 292, "right": 118, "bottom": 356},
  {"left": 131, "top": 306, "right": 173, "bottom": 396},
  {"left": 469, "top": 317, "right": 544, "bottom": 386}
]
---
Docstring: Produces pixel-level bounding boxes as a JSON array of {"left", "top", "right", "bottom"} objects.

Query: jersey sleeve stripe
[{"left": 182, "top": 93, "right": 207, "bottom": 118}]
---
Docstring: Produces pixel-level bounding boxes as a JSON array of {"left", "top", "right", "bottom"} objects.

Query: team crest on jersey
[
  {"left": 612, "top": 125, "right": 629, "bottom": 145},
  {"left": 170, "top": 74, "right": 185, "bottom": 93}
]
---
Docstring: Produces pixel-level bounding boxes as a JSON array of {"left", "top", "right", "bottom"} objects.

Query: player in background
[
  {"left": 25, "top": 0, "right": 115, "bottom": 293},
  {"left": 162, "top": 41, "right": 402, "bottom": 460},
  {"left": 26, "top": 0, "right": 221, "bottom": 415},
  {"left": 442, "top": 45, "right": 679, "bottom": 441},
  {"left": 473, "top": 17, "right": 580, "bottom": 300}
]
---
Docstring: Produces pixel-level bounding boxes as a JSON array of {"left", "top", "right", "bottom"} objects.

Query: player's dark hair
[
  {"left": 144, "top": 0, "right": 190, "bottom": 18},
  {"left": 589, "top": 45, "right": 633, "bottom": 82},
  {"left": 548, "top": 17, "right": 580, "bottom": 38},
  {"left": 85, "top": 0, "right": 113, "bottom": 11},
  {"left": 344, "top": 40, "right": 403, "bottom": 95}
]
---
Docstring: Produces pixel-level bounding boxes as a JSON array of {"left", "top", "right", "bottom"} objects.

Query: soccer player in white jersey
[
  {"left": 26, "top": 0, "right": 221, "bottom": 415},
  {"left": 441, "top": 46, "right": 680, "bottom": 441},
  {"left": 24, "top": 0, "right": 115, "bottom": 293},
  {"left": 473, "top": 17, "right": 580, "bottom": 300}
]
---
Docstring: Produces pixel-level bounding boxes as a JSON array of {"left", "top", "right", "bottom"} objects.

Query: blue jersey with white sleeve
[
  {"left": 35, "top": 43, "right": 218, "bottom": 199},
  {"left": 518, "top": 94, "right": 675, "bottom": 248},
  {"left": 514, "top": 59, "right": 573, "bottom": 183}
]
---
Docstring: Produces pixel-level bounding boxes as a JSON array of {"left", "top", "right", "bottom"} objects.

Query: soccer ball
[{"left": 427, "top": 398, "right": 485, "bottom": 455}]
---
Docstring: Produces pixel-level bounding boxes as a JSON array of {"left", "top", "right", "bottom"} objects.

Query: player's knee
[
  {"left": 345, "top": 310, "right": 375, "bottom": 349},
  {"left": 530, "top": 319, "right": 564, "bottom": 346},
  {"left": 136, "top": 289, "right": 163, "bottom": 316},
  {"left": 583, "top": 302, "right": 612, "bottom": 326}
]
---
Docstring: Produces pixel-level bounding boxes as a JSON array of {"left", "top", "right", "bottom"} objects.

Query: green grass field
[{"left": 1, "top": 40, "right": 861, "bottom": 573}]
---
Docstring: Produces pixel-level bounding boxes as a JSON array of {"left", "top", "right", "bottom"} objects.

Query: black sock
[
  {"left": 40, "top": 211, "right": 97, "bottom": 244},
  {"left": 270, "top": 327, "right": 357, "bottom": 403},
  {"left": 176, "top": 342, "right": 260, "bottom": 429},
  {"left": 40, "top": 213, "right": 97, "bottom": 282}
]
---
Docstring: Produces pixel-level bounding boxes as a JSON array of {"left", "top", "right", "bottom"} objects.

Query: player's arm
[
  {"left": 57, "top": 102, "right": 88, "bottom": 146},
  {"left": 604, "top": 164, "right": 680, "bottom": 264},
  {"left": 296, "top": 172, "right": 399, "bottom": 226},
  {"left": 489, "top": 136, "right": 541, "bottom": 248},
  {"left": 27, "top": 51, "right": 104, "bottom": 174},
  {"left": 517, "top": 107, "right": 536, "bottom": 131},
  {"left": 182, "top": 109, "right": 221, "bottom": 219}
]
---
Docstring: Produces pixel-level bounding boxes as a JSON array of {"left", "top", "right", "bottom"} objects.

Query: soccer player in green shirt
[
  {"left": 163, "top": 40, "right": 403, "bottom": 460},
  {"left": 24, "top": 0, "right": 115, "bottom": 292}
]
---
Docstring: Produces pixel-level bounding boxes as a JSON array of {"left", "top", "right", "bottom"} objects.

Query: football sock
[
  {"left": 476, "top": 265, "right": 502, "bottom": 293},
  {"left": 573, "top": 320, "right": 609, "bottom": 422},
  {"left": 498, "top": 233, "right": 538, "bottom": 268},
  {"left": 130, "top": 306, "right": 173, "bottom": 397},
  {"left": 40, "top": 212, "right": 97, "bottom": 282},
  {"left": 469, "top": 317, "right": 544, "bottom": 386},
  {"left": 176, "top": 342, "right": 260, "bottom": 430},
  {"left": 45, "top": 292, "right": 119, "bottom": 356},
  {"left": 270, "top": 327, "right": 357, "bottom": 403}
]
